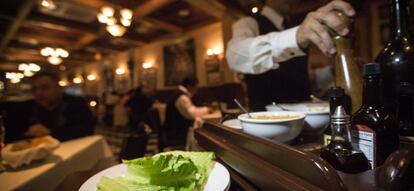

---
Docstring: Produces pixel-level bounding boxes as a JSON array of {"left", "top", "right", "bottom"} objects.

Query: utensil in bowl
[{"left": 234, "top": 99, "right": 253, "bottom": 118}]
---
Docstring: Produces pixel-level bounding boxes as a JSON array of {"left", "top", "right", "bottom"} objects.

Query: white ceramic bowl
[
  {"left": 266, "top": 103, "right": 329, "bottom": 134},
  {"left": 238, "top": 111, "right": 305, "bottom": 143}
]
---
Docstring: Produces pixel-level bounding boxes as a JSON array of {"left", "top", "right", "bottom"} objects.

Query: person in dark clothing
[
  {"left": 19, "top": 71, "right": 95, "bottom": 142},
  {"left": 124, "top": 87, "right": 154, "bottom": 131},
  {"left": 226, "top": 0, "right": 355, "bottom": 111},
  {"left": 163, "top": 77, "right": 211, "bottom": 144}
]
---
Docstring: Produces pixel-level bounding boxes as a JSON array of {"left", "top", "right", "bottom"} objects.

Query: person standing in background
[
  {"left": 163, "top": 77, "right": 212, "bottom": 144},
  {"left": 226, "top": 0, "right": 355, "bottom": 111}
]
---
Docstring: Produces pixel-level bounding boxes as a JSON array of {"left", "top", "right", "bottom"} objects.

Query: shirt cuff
[{"left": 272, "top": 26, "right": 306, "bottom": 59}]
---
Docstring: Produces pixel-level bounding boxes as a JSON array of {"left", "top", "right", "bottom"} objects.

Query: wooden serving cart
[{"left": 192, "top": 120, "right": 413, "bottom": 191}]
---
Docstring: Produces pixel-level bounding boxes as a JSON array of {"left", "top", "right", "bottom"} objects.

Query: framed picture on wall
[
  {"left": 140, "top": 68, "right": 157, "bottom": 92},
  {"left": 163, "top": 39, "right": 196, "bottom": 86},
  {"left": 205, "top": 56, "right": 222, "bottom": 84}
]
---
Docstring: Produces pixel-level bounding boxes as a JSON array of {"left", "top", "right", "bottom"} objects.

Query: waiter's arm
[{"left": 226, "top": 17, "right": 305, "bottom": 74}]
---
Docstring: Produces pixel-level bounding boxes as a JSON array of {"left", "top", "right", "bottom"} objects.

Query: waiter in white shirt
[{"left": 226, "top": 0, "right": 355, "bottom": 111}]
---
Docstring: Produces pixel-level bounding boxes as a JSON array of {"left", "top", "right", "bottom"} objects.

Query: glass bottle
[
  {"left": 323, "top": 87, "right": 351, "bottom": 146},
  {"left": 333, "top": 12, "right": 363, "bottom": 114},
  {"left": 375, "top": 0, "right": 414, "bottom": 115},
  {"left": 351, "top": 63, "right": 399, "bottom": 168},
  {"left": 320, "top": 106, "right": 371, "bottom": 174},
  {"left": 397, "top": 82, "right": 414, "bottom": 149}
]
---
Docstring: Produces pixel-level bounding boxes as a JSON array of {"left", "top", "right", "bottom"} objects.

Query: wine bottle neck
[
  {"left": 392, "top": 0, "right": 409, "bottom": 37},
  {"left": 362, "top": 76, "right": 383, "bottom": 106}
]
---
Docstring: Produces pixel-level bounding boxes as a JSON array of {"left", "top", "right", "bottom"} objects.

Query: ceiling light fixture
[
  {"left": 18, "top": 63, "right": 41, "bottom": 76},
  {"left": 73, "top": 77, "right": 83, "bottom": 84},
  {"left": 97, "top": 6, "right": 132, "bottom": 37},
  {"left": 58, "top": 80, "right": 68, "bottom": 87},
  {"left": 87, "top": 74, "right": 97, "bottom": 81},
  {"left": 251, "top": 7, "right": 259, "bottom": 14},
  {"left": 115, "top": 68, "right": 125, "bottom": 75},
  {"left": 40, "top": 47, "right": 68, "bottom": 65}
]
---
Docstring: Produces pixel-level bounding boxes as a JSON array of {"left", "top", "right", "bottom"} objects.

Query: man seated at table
[
  {"left": 21, "top": 71, "right": 96, "bottom": 141},
  {"left": 163, "top": 77, "right": 212, "bottom": 145}
]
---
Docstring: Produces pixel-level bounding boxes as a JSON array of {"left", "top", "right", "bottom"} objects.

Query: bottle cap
[
  {"left": 331, "top": 106, "right": 350, "bottom": 125},
  {"left": 328, "top": 87, "right": 345, "bottom": 98},
  {"left": 363, "top": 63, "right": 382, "bottom": 76}
]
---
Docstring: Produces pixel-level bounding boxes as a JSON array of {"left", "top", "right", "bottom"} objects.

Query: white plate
[
  {"left": 266, "top": 102, "right": 329, "bottom": 114},
  {"left": 79, "top": 162, "right": 230, "bottom": 191},
  {"left": 222, "top": 119, "right": 242, "bottom": 130}
]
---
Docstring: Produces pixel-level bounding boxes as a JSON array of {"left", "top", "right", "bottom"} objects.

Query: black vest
[
  {"left": 163, "top": 92, "right": 193, "bottom": 143},
  {"left": 245, "top": 15, "right": 311, "bottom": 111}
]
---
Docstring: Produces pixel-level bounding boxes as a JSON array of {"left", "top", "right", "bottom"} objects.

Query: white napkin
[{"left": 1, "top": 136, "right": 60, "bottom": 168}]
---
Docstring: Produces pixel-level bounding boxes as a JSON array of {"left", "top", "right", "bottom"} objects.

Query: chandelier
[
  {"left": 40, "top": 47, "right": 69, "bottom": 65},
  {"left": 18, "top": 63, "right": 41, "bottom": 77},
  {"left": 97, "top": 6, "right": 132, "bottom": 37}
]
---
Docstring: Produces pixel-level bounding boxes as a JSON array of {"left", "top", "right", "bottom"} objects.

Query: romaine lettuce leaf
[{"left": 96, "top": 152, "right": 215, "bottom": 191}]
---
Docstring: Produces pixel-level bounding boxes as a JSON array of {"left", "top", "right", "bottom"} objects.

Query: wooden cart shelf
[{"left": 193, "top": 121, "right": 413, "bottom": 191}]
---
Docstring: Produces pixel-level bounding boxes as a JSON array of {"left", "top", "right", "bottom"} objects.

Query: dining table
[{"left": 0, "top": 135, "right": 112, "bottom": 191}]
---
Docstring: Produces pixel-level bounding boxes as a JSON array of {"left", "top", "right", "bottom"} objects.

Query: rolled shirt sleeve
[{"left": 226, "top": 17, "right": 305, "bottom": 74}]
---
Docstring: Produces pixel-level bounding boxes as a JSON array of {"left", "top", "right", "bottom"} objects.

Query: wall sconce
[
  {"left": 115, "top": 68, "right": 125, "bottom": 75},
  {"left": 142, "top": 62, "right": 153, "bottom": 69},
  {"left": 73, "top": 77, "right": 83, "bottom": 84},
  {"left": 87, "top": 74, "right": 97, "bottom": 81},
  {"left": 206, "top": 47, "right": 222, "bottom": 57},
  {"left": 58, "top": 80, "right": 68, "bottom": 87}
]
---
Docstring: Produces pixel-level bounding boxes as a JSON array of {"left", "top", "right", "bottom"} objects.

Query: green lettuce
[{"left": 96, "top": 151, "right": 215, "bottom": 191}]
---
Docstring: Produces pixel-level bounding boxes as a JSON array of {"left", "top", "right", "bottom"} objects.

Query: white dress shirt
[
  {"left": 175, "top": 85, "right": 210, "bottom": 120},
  {"left": 226, "top": 6, "right": 306, "bottom": 74}
]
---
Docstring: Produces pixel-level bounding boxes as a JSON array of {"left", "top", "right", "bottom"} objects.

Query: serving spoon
[{"left": 233, "top": 98, "right": 253, "bottom": 118}]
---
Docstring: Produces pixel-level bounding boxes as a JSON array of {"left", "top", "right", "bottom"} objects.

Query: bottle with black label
[
  {"left": 320, "top": 106, "right": 371, "bottom": 174},
  {"left": 323, "top": 87, "right": 351, "bottom": 146},
  {"left": 351, "top": 63, "right": 399, "bottom": 168},
  {"left": 397, "top": 82, "right": 414, "bottom": 149}
]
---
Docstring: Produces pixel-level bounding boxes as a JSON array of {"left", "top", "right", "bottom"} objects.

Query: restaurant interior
[{"left": 0, "top": 0, "right": 413, "bottom": 190}]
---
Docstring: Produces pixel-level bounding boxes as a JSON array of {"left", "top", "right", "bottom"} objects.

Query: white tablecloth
[{"left": 0, "top": 135, "right": 112, "bottom": 191}]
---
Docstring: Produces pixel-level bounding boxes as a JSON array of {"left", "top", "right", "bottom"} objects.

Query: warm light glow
[
  {"left": 18, "top": 63, "right": 28, "bottom": 71},
  {"left": 59, "top": 65, "right": 66, "bottom": 71},
  {"left": 120, "top": 8, "right": 133, "bottom": 20},
  {"left": 10, "top": 78, "right": 21, "bottom": 84},
  {"left": 56, "top": 48, "right": 69, "bottom": 58},
  {"left": 40, "top": 0, "right": 56, "bottom": 10},
  {"left": 87, "top": 74, "right": 97, "bottom": 81},
  {"left": 101, "top": 6, "right": 114, "bottom": 17},
  {"left": 97, "top": 13, "right": 108, "bottom": 23},
  {"left": 58, "top": 80, "right": 68, "bottom": 87},
  {"left": 40, "top": 47, "right": 54, "bottom": 56},
  {"left": 89, "top": 101, "right": 97, "bottom": 107},
  {"left": 251, "top": 7, "right": 258, "bottom": 14},
  {"left": 120, "top": 18, "right": 131, "bottom": 27},
  {"left": 48, "top": 56, "right": 62, "bottom": 65},
  {"left": 29, "top": 63, "right": 41, "bottom": 72},
  {"left": 106, "top": 17, "right": 116, "bottom": 25},
  {"left": 206, "top": 49, "right": 213, "bottom": 56},
  {"left": 23, "top": 70, "right": 34, "bottom": 77},
  {"left": 142, "top": 62, "right": 153, "bottom": 69},
  {"left": 106, "top": 24, "right": 126, "bottom": 37},
  {"left": 213, "top": 47, "right": 222, "bottom": 55},
  {"left": 73, "top": 77, "right": 83, "bottom": 84},
  {"left": 115, "top": 68, "right": 125, "bottom": 75}
]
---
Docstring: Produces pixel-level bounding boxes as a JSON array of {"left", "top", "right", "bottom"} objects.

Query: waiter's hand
[
  {"left": 24, "top": 123, "right": 50, "bottom": 137},
  {"left": 296, "top": 0, "right": 355, "bottom": 56}
]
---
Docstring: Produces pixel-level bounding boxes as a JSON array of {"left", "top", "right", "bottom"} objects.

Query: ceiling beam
[
  {"left": 132, "top": 0, "right": 176, "bottom": 20},
  {"left": 15, "top": 32, "right": 75, "bottom": 46},
  {"left": 24, "top": 14, "right": 98, "bottom": 34},
  {"left": 141, "top": 18, "right": 183, "bottom": 32},
  {"left": 185, "top": 0, "right": 244, "bottom": 20},
  {"left": 0, "top": 0, "right": 36, "bottom": 54}
]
